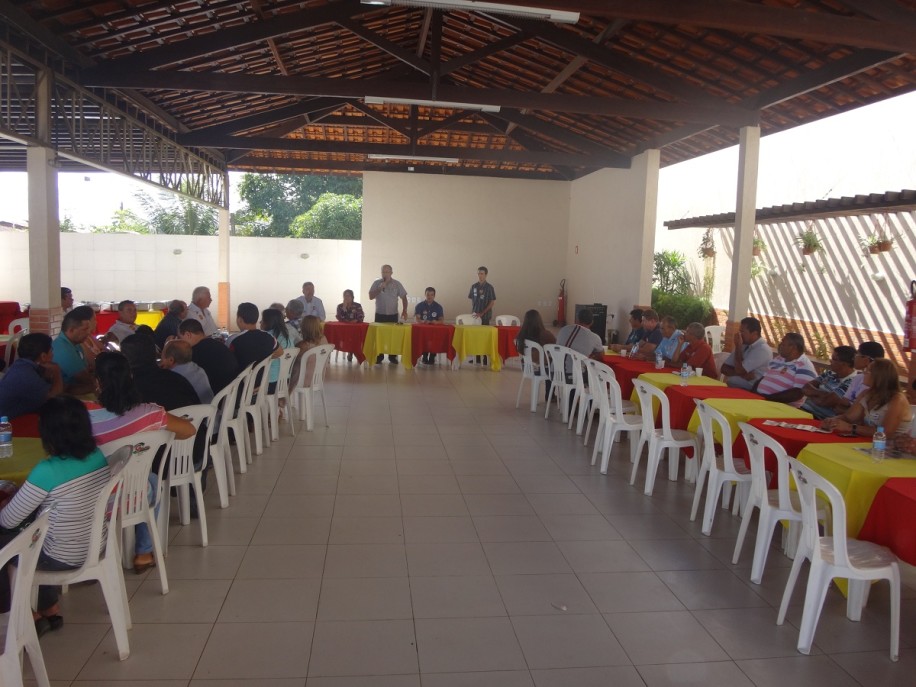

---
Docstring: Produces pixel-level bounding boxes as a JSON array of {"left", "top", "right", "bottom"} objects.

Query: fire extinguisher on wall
[
  {"left": 905, "top": 280, "right": 916, "bottom": 353},
  {"left": 554, "top": 279, "right": 566, "bottom": 328}
]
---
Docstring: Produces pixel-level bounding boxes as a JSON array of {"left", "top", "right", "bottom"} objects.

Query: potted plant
[
  {"left": 876, "top": 234, "right": 894, "bottom": 252},
  {"left": 796, "top": 228, "right": 822, "bottom": 256},
  {"left": 698, "top": 229, "right": 716, "bottom": 258},
  {"left": 752, "top": 235, "right": 766, "bottom": 257},
  {"left": 861, "top": 234, "right": 881, "bottom": 255}
]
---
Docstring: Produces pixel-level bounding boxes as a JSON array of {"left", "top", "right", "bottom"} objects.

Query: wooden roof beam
[
  {"left": 184, "top": 97, "right": 349, "bottom": 138},
  {"left": 338, "top": 17, "right": 431, "bottom": 75},
  {"left": 348, "top": 101, "right": 413, "bottom": 139},
  {"left": 439, "top": 30, "right": 531, "bottom": 76},
  {"left": 493, "top": 108, "right": 628, "bottom": 165}
]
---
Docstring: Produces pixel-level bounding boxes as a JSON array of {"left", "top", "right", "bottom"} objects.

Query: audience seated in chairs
[
  {"left": 153, "top": 299, "right": 188, "bottom": 350},
  {"left": 119, "top": 333, "right": 199, "bottom": 411},
  {"left": 51, "top": 306, "right": 97, "bottom": 395},
  {"left": 161, "top": 339, "right": 214, "bottom": 404},
  {"left": 0, "top": 333, "right": 63, "bottom": 418},
  {"left": 721, "top": 316, "right": 773, "bottom": 390},
  {"left": 178, "top": 318, "right": 238, "bottom": 394},
  {"left": 755, "top": 332, "right": 817, "bottom": 408}
]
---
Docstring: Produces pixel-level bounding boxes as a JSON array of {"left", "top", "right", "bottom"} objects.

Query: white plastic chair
[
  {"left": 631, "top": 381, "right": 699, "bottom": 495},
  {"left": 690, "top": 400, "right": 753, "bottom": 536},
  {"left": 8, "top": 317, "right": 28, "bottom": 336},
  {"left": 0, "top": 510, "right": 51, "bottom": 687},
  {"left": 495, "top": 315, "right": 520, "bottom": 326},
  {"left": 34, "top": 460, "right": 131, "bottom": 660},
  {"left": 566, "top": 350, "right": 593, "bottom": 435},
  {"left": 543, "top": 344, "right": 576, "bottom": 423},
  {"left": 225, "top": 364, "right": 256, "bottom": 474},
  {"left": 593, "top": 367, "right": 643, "bottom": 474},
  {"left": 582, "top": 361, "right": 636, "bottom": 448},
  {"left": 161, "top": 404, "right": 216, "bottom": 552},
  {"left": 240, "top": 356, "right": 273, "bottom": 456},
  {"left": 777, "top": 459, "right": 900, "bottom": 661},
  {"left": 102, "top": 430, "right": 174, "bottom": 595},
  {"left": 515, "top": 339, "right": 549, "bottom": 413},
  {"left": 732, "top": 423, "right": 827, "bottom": 584},
  {"left": 208, "top": 367, "right": 249, "bottom": 506},
  {"left": 705, "top": 325, "right": 725, "bottom": 354},
  {"left": 266, "top": 348, "right": 298, "bottom": 440},
  {"left": 455, "top": 314, "right": 481, "bottom": 325},
  {"left": 2, "top": 330, "right": 23, "bottom": 371},
  {"left": 291, "top": 344, "right": 334, "bottom": 431}
]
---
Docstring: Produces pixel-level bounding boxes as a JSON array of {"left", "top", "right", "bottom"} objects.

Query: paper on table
[
  {"left": 761, "top": 419, "right": 831, "bottom": 433},
  {"left": 855, "top": 447, "right": 916, "bottom": 460}
]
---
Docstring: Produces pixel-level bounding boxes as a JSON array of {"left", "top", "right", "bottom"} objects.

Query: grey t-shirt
[{"left": 371, "top": 278, "right": 407, "bottom": 316}]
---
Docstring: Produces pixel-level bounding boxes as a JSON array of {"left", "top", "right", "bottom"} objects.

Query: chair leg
[
  {"left": 796, "top": 561, "right": 831, "bottom": 655},
  {"left": 667, "top": 447, "right": 680, "bottom": 481},
  {"left": 731, "top": 499, "right": 754, "bottom": 566},
  {"left": 689, "top": 462, "right": 709, "bottom": 522},
  {"left": 701, "top": 473, "right": 720, "bottom": 535},
  {"left": 642, "top": 441, "right": 662, "bottom": 496},
  {"left": 515, "top": 377, "right": 525, "bottom": 409},
  {"left": 209, "top": 445, "right": 230, "bottom": 508},
  {"left": 529, "top": 381, "right": 539, "bottom": 413},
  {"left": 599, "top": 427, "right": 618, "bottom": 474},
  {"left": 193, "top": 473, "right": 209, "bottom": 548},
  {"left": 147, "top": 510, "right": 169, "bottom": 595},
  {"left": 99, "top": 563, "right": 132, "bottom": 660},
  {"left": 890, "top": 568, "right": 901, "bottom": 661},
  {"left": 777, "top": 545, "right": 809, "bottom": 625},
  {"left": 320, "top": 391, "right": 330, "bottom": 428},
  {"left": 23, "top": 632, "right": 51, "bottom": 687}
]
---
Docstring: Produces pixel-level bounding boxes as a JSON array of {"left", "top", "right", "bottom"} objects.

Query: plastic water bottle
[
  {"left": 654, "top": 351, "right": 663, "bottom": 369},
  {"left": 630, "top": 342, "right": 639, "bottom": 358},
  {"left": 0, "top": 416, "right": 12, "bottom": 459},
  {"left": 680, "top": 363, "right": 690, "bottom": 386},
  {"left": 872, "top": 426, "right": 886, "bottom": 461}
]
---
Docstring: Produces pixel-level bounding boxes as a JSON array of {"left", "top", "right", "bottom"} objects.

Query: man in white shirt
[
  {"left": 296, "top": 281, "right": 326, "bottom": 320},
  {"left": 186, "top": 285, "right": 219, "bottom": 337},
  {"left": 721, "top": 317, "right": 773, "bottom": 390},
  {"left": 106, "top": 300, "right": 138, "bottom": 343},
  {"left": 557, "top": 309, "right": 605, "bottom": 363}
]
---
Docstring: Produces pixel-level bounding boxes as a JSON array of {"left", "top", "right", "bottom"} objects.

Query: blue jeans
[{"left": 134, "top": 474, "right": 159, "bottom": 555}]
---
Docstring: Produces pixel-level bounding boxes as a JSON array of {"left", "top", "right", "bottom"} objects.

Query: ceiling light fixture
[
  {"left": 364, "top": 96, "right": 500, "bottom": 112},
  {"left": 361, "top": 0, "right": 579, "bottom": 24},
  {"left": 368, "top": 154, "right": 460, "bottom": 163}
]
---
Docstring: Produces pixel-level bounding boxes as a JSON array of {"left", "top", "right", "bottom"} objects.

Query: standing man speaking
[
  {"left": 469, "top": 266, "right": 496, "bottom": 365},
  {"left": 369, "top": 264, "right": 408, "bottom": 364}
]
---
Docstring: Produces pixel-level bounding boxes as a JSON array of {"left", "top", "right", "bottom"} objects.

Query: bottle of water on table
[
  {"left": 0, "top": 416, "right": 12, "bottom": 459},
  {"left": 872, "top": 426, "right": 886, "bottom": 461},
  {"left": 655, "top": 351, "right": 663, "bottom": 369},
  {"left": 680, "top": 363, "right": 690, "bottom": 386}
]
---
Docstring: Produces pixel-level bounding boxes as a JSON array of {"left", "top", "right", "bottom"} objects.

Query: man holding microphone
[{"left": 369, "top": 264, "right": 409, "bottom": 364}]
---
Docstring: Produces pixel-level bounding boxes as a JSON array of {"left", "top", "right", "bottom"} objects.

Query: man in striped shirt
[{"left": 755, "top": 332, "right": 817, "bottom": 408}]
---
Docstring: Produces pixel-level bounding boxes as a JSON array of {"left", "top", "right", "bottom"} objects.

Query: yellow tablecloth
[
  {"left": 796, "top": 442, "right": 916, "bottom": 537},
  {"left": 686, "top": 398, "right": 812, "bottom": 444},
  {"left": 0, "top": 438, "right": 46, "bottom": 485},
  {"left": 135, "top": 311, "right": 164, "bottom": 328},
  {"left": 630, "top": 372, "right": 726, "bottom": 416},
  {"left": 363, "top": 323, "right": 413, "bottom": 369},
  {"left": 452, "top": 326, "right": 500, "bottom": 371}
]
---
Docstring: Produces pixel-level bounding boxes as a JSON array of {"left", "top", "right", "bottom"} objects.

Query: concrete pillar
[
  {"left": 26, "top": 69, "right": 63, "bottom": 335},
  {"left": 634, "top": 148, "right": 661, "bottom": 308},
  {"left": 725, "top": 125, "right": 760, "bottom": 351},
  {"left": 217, "top": 172, "right": 230, "bottom": 329}
]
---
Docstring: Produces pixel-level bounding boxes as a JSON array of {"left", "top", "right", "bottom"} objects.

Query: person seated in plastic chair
[
  {"left": 415, "top": 287, "right": 445, "bottom": 365},
  {"left": 335, "top": 289, "right": 365, "bottom": 362},
  {"left": 0, "top": 396, "right": 110, "bottom": 637},
  {"left": 754, "top": 333, "right": 817, "bottom": 408},
  {"left": 671, "top": 322, "right": 718, "bottom": 378},
  {"left": 607, "top": 308, "right": 644, "bottom": 353},
  {"left": 556, "top": 308, "right": 605, "bottom": 377},
  {"left": 628, "top": 309, "right": 664, "bottom": 360},
  {"left": 0, "top": 332, "right": 64, "bottom": 418},
  {"left": 106, "top": 300, "right": 139, "bottom": 344},
  {"left": 800, "top": 345, "right": 858, "bottom": 420},
  {"left": 720, "top": 316, "right": 773, "bottom": 390}
]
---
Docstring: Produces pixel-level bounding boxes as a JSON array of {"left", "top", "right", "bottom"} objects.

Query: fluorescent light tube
[
  {"left": 361, "top": 0, "right": 579, "bottom": 24},
  {"left": 368, "top": 154, "right": 461, "bottom": 163},
  {"left": 364, "top": 96, "right": 500, "bottom": 112}
]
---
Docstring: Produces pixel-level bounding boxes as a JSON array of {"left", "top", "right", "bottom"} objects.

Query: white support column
[
  {"left": 635, "top": 148, "right": 661, "bottom": 308},
  {"left": 726, "top": 125, "right": 761, "bottom": 346},
  {"left": 217, "top": 173, "right": 231, "bottom": 329},
  {"left": 27, "top": 69, "right": 63, "bottom": 335}
]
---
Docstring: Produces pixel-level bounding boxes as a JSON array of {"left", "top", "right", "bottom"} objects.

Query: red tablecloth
[
  {"left": 497, "top": 326, "right": 521, "bottom": 361},
  {"left": 664, "top": 386, "right": 761, "bottom": 432},
  {"left": 603, "top": 356, "right": 677, "bottom": 398},
  {"left": 858, "top": 478, "right": 916, "bottom": 565},
  {"left": 412, "top": 323, "right": 456, "bottom": 362},
  {"left": 323, "top": 321, "right": 369, "bottom": 363},
  {"left": 11, "top": 413, "right": 40, "bottom": 438}
]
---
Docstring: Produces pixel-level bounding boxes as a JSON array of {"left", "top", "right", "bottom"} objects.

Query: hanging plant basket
[
  {"left": 701, "top": 248, "right": 716, "bottom": 258},
  {"left": 868, "top": 245, "right": 880, "bottom": 255},
  {"left": 698, "top": 228, "right": 716, "bottom": 259},
  {"left": 795, "top": 228, "right": 822, "bottom": 256},
  {"left": 877, "top": 238, "right": 894, "bottom": 252},
  {"left": 752, "top": 236, "right": 765, "bottom": 257},
  {"left": 752, "top": 247, "right": 761, "bottom": 257},
  {"left": 802, "top": 246, "right": 816, "bottom": 256}
]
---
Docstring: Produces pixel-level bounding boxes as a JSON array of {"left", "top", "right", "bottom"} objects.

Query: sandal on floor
[
  {"left": 45, "top": 614, "right": 64, "bottom": 631},
  {"left": 133, "top": 553, "right": 156, "bottom": 574},
  {"left": 34, "top": 617, "right": 51, "bottom": 638}
]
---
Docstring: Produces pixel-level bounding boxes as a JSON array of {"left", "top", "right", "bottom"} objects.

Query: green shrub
[{"left": 651, "top": 288, "right": 714, "bottom": 328}]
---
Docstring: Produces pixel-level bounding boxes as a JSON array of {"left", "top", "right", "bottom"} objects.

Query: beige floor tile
[
  {"left": 830, "top": 649, "right": 916, "bottom": 687},
  {"left": 510, "top": 614, "right": 630, "bottom": 669},
  {"left": 539, "top": 514, "right": 621, "bottom": 541},
  {"left": 190, "top": 680, "right": 306, "bottom": 687},
  {"left": 603, "top": 611, "right": 729, "bottom": 665},
  {"left": 342, "top": 444, "right": 397, "bottom": 460},
  {"left": 456, "top": 475, "right": 520, "bottom": 494},
  {"left": 334, "top": 494, "right": 402, "bottom": 517},
  {"left": 693, "top": 607, "right": 813, "bottom": 660},
  {"left": 128, "top": 578, "right": 231, "bottom": 623},
  {"left": 577, "top": 572, "right": 684, "bottom": 613},
  {"left": 635, "top": 661, "right": 754, "bottom": 687},
  {"left": 274, "top": 474, "right": 340, "bottom": 495},
  {"left": 307, "top": 676, "right": 419, "bottom": 687},
  {"left": 309, "top": 620, "right": 418, "bottom": 677},
  {"left": 410, "top": 576, "right": 506, "bottom": 618},
  {"left": 525, "top": 493, "right": 600, "bottom": 516},
  {"left": 473, "top": 516, "right": 552, "bottom": 543},
  {"left": 401, "top": 494, "right": 469, "bottom": 517},
  {"left": 396, "top": 459, "right": 454, "bottom": 475},
  {"left": 627, "top": 539, "right": 725, "bottom": 571},
  {"left": 317, "top": 577, "right": 413, "bottom": 620},
  {"left": 338, "top": 474, "right": 400, "bottom": 495},
  {"left": 251, "top": 516, "right": 331, "bottom": 545},
  {"left": 448, "top": 460, "right": 509, "bottom": 476},
  {"left": 264, "top": 494, "right": 336, "bottom": 518},
  {"left": 403, "top": 516, "right": 479, "bottom": 544},
  {"left": 445, "top": 445, "right": 500, "bottom": 461},
  {"left": 657, "top": 569, "right": 770, "bottom": 610},
  {"left": 406, "top": 543, "right": 492, "bottom": 577},
  {"left": 170, "top": 516, "right": 259, "bottom": 546},
  {"left": 280, "top": 459, "right": 342, "bottom": 477},
  {"left": 330, "top": 517, "right": 404, "bottom": 544},
  {"left": 463, "top": 494, "right": 535, "bottom": 516},
  {"left": 556, "top": 540, "right": 650, "bottom": 573},
  {"left": 735, "top": 655, "right": 861, "bottom": 687},
  {"left": 495, "top": 573, "right": 598, "bottom": 616},
  {"left": 24, "top": 622, "right": 109, "bottom": 681},
  {"left": 415, "top": 617, "right": 526, "bottom": 673},
  {"left": 78, "top": 623, "right": 212, "bottom": 680},
  {"left": 324, "top": 544, "right": 408, "bottom": 578},
  {"left": 195, "top": 622, "right": 314, "bottom": 679},
  {"left": 482, "top": 542, "right": 572, "bottom": 576},
  {"left": 395, "top": 445, "right": 448, "bottom": 460},
  {"left": 605, "top": 513, "right": 692, "bottom": 540},
  {"left": 421, "top": 671, "right": 533, "bottom": 687},
  {"left": 219, "top": 578, "right": 321, "bottom": 622},
  {"left": 531, "top": 666, "right": 645, "bottom": 687},
  {"left": 236, "top": 545, "right": 327, "bottom": 579},
  {"left": 398, "top": 474, "right": 461, "bottom": 494},
  {"left": 340, "top": 459, "right": 398, "bottom": 476}
]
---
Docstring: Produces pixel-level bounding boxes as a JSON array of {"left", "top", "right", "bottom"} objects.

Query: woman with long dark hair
[
  {"left": 823, "top": 358, "right": 912, "bottom": 437},
  {"left": 262, "top": 307, "right": 293, "bottom": 393},
  {"left": 515, "top": 309, "right": 556, "bottom": 364}
]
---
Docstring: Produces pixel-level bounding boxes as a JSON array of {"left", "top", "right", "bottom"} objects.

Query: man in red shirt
[{"left": 675, "top": 322, "right": 718, "bottom": 378}]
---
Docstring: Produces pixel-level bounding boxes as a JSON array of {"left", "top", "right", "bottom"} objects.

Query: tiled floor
[{"left": 19, "top": 361, "right": 916, "bottom": 686}]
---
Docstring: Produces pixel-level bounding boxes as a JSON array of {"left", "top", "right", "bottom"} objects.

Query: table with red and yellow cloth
[
  {"left": 94, "top": 309, "right": 165, "bottom": 333},
  {"left": 602, "top": 355, "right": 677, "bottom": 398},
  {"left": 0, "top": 414, "right": 44, "bottom": 485},
  {"left": 629, "top": 372, "right": 726, "bottom": 420},
  {"left": 323, "top": 321, "right": 370, "bottom": 364},
  {"left": 452, "top": 326, "right": 501, "bottom": 371},
  {"left": 859, "top": 478, "right": 916, "bottom": 565},
  {"left": 363, "top": 323, "right": 414, "bottom": 369},
  {"left": 496, "top": 325, "right": 521, "bottom": 361},
  {"left": 796, "top": 442, "right": 916, "bottom": 564},
  {"left": 411, "top": 323, "right": 455, "bottom": 364},
  {"left": 664, "top": 386, "right": 761, "bottom": 432}
]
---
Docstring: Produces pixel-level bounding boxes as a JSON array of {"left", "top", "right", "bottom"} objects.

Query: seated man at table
[
  {"left": 120, "top": 334, "right": 199, "bottom": 410},
  {"left": 61, "top": 286, "right": 74, "bottom": 314},
  {"left": 830, "top": 341, "right": 885, "bottom": 413},
  {"left": 161, "top": 339, "right": 214, "bottom": 404},
  {"left": 673, "top": 322, "right": 718, "bottom": 378},
  {"left": 186, "top": 286, "right": 219, "bottom": 337},
  {"left": 631, "top": 309, "right": 664, "bottom": 359},
  {"left": 415, "top": 287, "right": 445, "bottom": 365},
  {"left": 296, "top": 281, "right": 326, "bottom": 320},
  {"left": 608, "top": 308, "right": 644, "bottom": 353},
  {"left": 106, "top": 300, "right": 138, "bottom": 343},
  {"left": 644, "top": 315, "right": 681, "bottom": 363},
  {"left": 285, "top": 299, "right": 305, "bottom": 341},
  {"left": 755, "top": 332, "right": 817, "bottom": 407},
  {"left": 178, "top": 318, "right": 238, "bottom": 393},
  {"left": 229, "top": 302, "right": 282, "bottom": 371},
  {"left": 0, "top": 333, "right": 63, "bottom": 417},
  {"left": 153, "top": 299, "right": 187, "bottom": 350},
  {"left": 801, "top": 345, "right": 858, "bottom": 419},
  {"left": 721, "top": 316, "right": 773, "bottom": 390},
  {"left": 557, "top": 308, "right": 605, "bottom": 366},
  {"left": 51, "top": 306, "right": 96, "bottom": 395}
]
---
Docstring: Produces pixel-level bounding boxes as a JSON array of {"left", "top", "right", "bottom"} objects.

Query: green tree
[
  {"left": 237, "top": 173, "right": 362, "bottom": 237},
  {"left": 94, "top": 208, "right": 150, "bottom": 234},
  {"left": 653, "top": 250, "right": 691, "bottom": 295},
  {"left": 136, "top": 190, "right": 218, "bottom": 235},
  {"left": 290, "top": 193, "right": 362, "bottom": 240}
]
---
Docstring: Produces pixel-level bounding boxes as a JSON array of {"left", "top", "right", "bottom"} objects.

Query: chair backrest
[
  {"left": 1, "top": 508, "right": 50, "bottom": 659},
  {"left": 739, "top": 422, "right": 795, "bottom": 512},
  {"left": 568, "top": 349, "right": 589, "bottom": 397},
  {"left": 211, "top": 365, "right": 250, "bottom": 445},
  {"left": 705, "top": 325, "right": 725, "bottom": 354},
  {"left": 455, "top": 314, "right": 480, "bottom": 326},
  {"left": 296, "top": 343, "right": 335, "bottom": 390},
  {"left": 245, "top": 355, "right": 272, "bottom": 406},
  {"left": 694, "top": 400, "right": 740, "bottom": 474},
  {"left": 99, "top": 429, "right": 174, "bottom": 527},
  {"left": 495, "top": 315, "right": 520, "bottom": 326},
  {"left": 8, "top": 317, "right": 29, "bottom": 336},
  {"left": 543, "top": 344, "right": 576, "bottom": 385},
  {"left": 595, "top": 365, "right": 629, "bottom": 420},
  {"left": 274, "top": 348, "right": 298, "bottom": 397},
  {"left": 168, "top": 404, "right": 216, "bottom": 482},
  {"left": 634, "top": 380, "right": 670, "bottom": 436},
  {"left": 787, "top": 458, "right": 850, "bottom": 567},
  {"left": 521, "top": 339, "right": 546, "bottom": 378},
  {"left": 3, "top": 330, "right": 23, "bottom": 368}
]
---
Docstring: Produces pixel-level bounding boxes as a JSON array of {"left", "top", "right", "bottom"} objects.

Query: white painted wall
[
  {"left": 0, "top": 231, "right": 361, "bottom": 322},
  {"left": 361, "top": 172, "right": 571, "bottom": 324}
]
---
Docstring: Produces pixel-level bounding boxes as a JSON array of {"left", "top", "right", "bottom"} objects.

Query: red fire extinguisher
[
  {"left": 905, "top": 280, "right": 916, "bottom": 352},
  {"left": 555, "top": 278, "right": 566, "bottom": 328}
]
